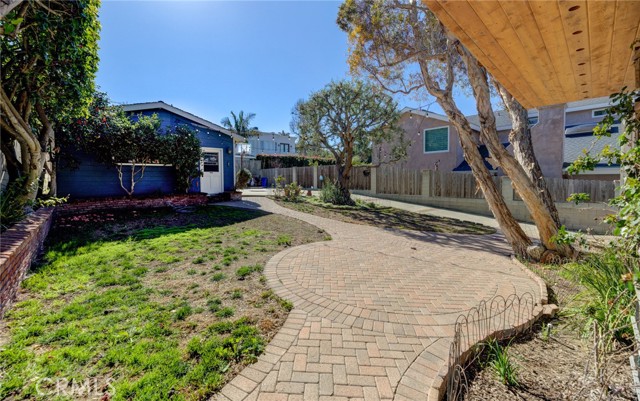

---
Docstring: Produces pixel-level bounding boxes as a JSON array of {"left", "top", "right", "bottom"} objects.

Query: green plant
[
  {"left": 211, "top": 273, "right": 226, "bottom": 282},
  {"left": 236, "top": 168, "right": 252, "bottom": 190},
  {"left": 173, "top": 305, "right": 193, "bottom": 321},
  {"left": 551, "top": 225, "right": 586, "bottom": 249},
  {"left": 279, "top": 299, "right": 294, "bottom": 312},
  {"left": 273, "top": 176, "right": 286, "bottom": 198},
  {"left": 31, "top": 195, "right": 68, "bottom": 209},
  {"left": 230, "top": 289, "right": 243, "bottom": 299},
  {"left": 207, "top": 298, "right": 222, "bottom": 312},
  {"left": 276, "top": 234, "right": 292, "bottom": 246},
  {"left": 160, "top": 125, "right": 202, "bottom": 193},
  {"left": 236, "top": 266, "right": 254, "bottom": 280},
  {"left": 566, "top": 192, "right": 591, "bottom": 205},
  {"left": 0, "top": 178, "right": 28, "bottom": 231},
  {"left": 319, "top": 181, "right": 352, "bottom": 205},
  {"left": 215, "top": 307, "right": 235, "bottom": 318},
  {"left": 565, "top": 248, "right": 635, "bottom": 344},
  {"left": 283, "top": 182, "right": 303, "bottom": 201},
  {"left": 486, "top": 339, "right": 519, "bottom": 387}
]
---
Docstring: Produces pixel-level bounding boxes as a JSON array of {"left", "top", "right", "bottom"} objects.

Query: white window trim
[
  {"left": 423, "top": 126, "right": 450, "bottom": 154},
  {"left": 592, "top": 108, "right": 607, "bottom": 118}
]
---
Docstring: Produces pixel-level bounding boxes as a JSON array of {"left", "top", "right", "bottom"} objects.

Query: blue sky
[{"left": 97, "top": 1, "right": 477, "bottom": 133}]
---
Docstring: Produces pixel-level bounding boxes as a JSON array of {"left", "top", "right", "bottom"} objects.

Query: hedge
[{"left": 256, "top": 154, "right": 335, "bottom": 169}]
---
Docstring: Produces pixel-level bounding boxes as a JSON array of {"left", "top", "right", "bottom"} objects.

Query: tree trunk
[
  {"left": 336, "top": 162, "right": 355, "bottom": 206},
  {"left": 494, "top": 80, "right": 561, "bottom": 227},
  {"left": 460, "top": 46, "right": 573, "bottom": 258},
  {"left": 438, "top": 98, "right": 532, "bottom": 257}
]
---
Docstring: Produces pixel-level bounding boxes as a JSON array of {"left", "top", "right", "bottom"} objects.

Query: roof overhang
[
  {"left": 123, "top": 101, "right": 244, "bottom": 142},
  {"left": 424, "top": 0, "right": 640, "bottom": 108}
]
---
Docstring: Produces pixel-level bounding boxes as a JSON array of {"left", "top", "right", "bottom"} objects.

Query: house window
[
  {"left": 203, "top": 152, "right": 219, "bottom": 172},
  {"left": 424, "top": 126, "right": 449, "bottom": 153},
  {"left": 592, "top": 109, "right": 607, "bottom": 118},
  {"left": 279, "top": 143, "right": 290, "bottom": 153},
  {"left": 527, "top": 116, "right": 539, "bottom": 125}
]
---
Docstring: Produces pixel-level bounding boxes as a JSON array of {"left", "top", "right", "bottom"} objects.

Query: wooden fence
[
  {"left": 296, "top": 166, "right": 315, "bottom": 188},
  {"left": 257, "top": 165, "right": 617, "bottom": 204},
  {"left": 428, "top": 170, "right": 498, "bottom": 199},
  {"left": 514, "top": 176, "right": 616, "bottom": 203},
  {"left": 377, "top": 166, "right": 422, "bottom": 195}
]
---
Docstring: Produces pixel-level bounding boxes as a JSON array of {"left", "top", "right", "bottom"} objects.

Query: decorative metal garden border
[{"left": 445, "top": 292, "right": 538, "bottom": 401}]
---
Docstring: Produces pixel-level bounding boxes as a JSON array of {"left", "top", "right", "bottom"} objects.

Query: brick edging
[{"left": 0, "top": 208, "right": 54, "bottom": 318}]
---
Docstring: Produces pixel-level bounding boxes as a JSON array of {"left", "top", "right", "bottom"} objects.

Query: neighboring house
[
  {"left": 236, "top": 131, "right": 297, "bottom": 158},
  {"left": 57, "top": 101, "right": 243, "bottom": 198},
  {"left": 377, "top": 96, "right": 618, "bottom": 180}
]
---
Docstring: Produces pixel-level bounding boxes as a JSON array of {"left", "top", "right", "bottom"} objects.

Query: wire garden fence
[{"left": 445, "top": 292, "right": 539, "bottom": 401}]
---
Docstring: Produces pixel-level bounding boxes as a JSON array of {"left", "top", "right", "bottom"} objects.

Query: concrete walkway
[{"left": 213, "top": 198, "right": 544, "bottom": 401}]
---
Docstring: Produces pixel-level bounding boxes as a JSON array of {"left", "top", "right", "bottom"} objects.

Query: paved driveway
[{"left": 213, "top": 198, "right": 543, "bottom": 401}]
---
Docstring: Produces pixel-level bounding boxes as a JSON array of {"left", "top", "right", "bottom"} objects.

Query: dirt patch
[{"left": 463, "top": 262, "right": 636, "bottom": 401}]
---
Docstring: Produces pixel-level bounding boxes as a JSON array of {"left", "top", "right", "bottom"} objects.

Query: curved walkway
[{"left": 213, "top": 198, "right": 543, "bottom": 401}]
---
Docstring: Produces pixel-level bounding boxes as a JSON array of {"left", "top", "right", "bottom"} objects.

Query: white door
[{"left": 201, "top": 148, "right": 224, "bottom": 194}]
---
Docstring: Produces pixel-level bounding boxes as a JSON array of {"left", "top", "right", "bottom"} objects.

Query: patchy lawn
[
  {"left": 274, "top": 196, "right": 495, "bottom": 235},
  {"left": 0, "top": 206, "right": 327, "bottom": 401}
]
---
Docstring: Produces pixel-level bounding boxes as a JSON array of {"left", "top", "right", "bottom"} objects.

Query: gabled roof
[{"left": 122, "top": 101, "right": 244, "bottom": 141}]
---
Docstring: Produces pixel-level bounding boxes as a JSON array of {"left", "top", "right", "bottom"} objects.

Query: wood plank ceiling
[{"left": 423, "top": 0, "right": 640, "bottom": 108}]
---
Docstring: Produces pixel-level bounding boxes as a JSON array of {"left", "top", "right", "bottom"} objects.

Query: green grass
[{"left": 0, "top": 206, "right": 323, "bottom": 401}]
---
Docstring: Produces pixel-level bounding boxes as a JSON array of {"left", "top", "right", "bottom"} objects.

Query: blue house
[{"left": 57, "top": 101, "right": 242, "bottom": 198}]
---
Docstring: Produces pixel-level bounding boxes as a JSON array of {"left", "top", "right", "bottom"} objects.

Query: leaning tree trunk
[
  {"left": 494, "top": 80, "right": 561, "bottom": 227},
  {"left": 438, "top": 97, "right": 532, "bottom": 257},
  {"left": 460, "top": 46, "right": 573, "bottom": 258}
]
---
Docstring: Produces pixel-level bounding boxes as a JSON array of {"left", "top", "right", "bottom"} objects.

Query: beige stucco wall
[
  {"left": 530, "top": 104, "right": 565, "bottom": 178},
  {"left": 376, "top": 113, "right": 474, "bottom": 171}
]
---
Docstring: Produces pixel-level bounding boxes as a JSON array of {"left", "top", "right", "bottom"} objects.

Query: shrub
[
  {"left": 283, "top": 183, "right": 302, "bottom": 202},
  {"left": 236, "top": 168, "right": 252, "bottom": 190},
  {"left": 236, "top": 266, "right": 254, "bottom": 280},
  {"left": 319, "top": 181, "right": 351, "bottom": 205},
  {"left": 0, "top": 179, "right": 27, "bottom": 231},
  {"left": 256, "top": 154, "right": 335, "bottom": 169},
  {"left": 215, "top": 307, "right": 235, "bottom": 318}
]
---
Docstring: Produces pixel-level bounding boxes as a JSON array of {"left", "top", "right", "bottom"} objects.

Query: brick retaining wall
[
  {"left": 56, "top": 193, "right": 209, "bottom": 216},
  {"left": 0, "top": 208, "right": 54, "bottom": 317}
]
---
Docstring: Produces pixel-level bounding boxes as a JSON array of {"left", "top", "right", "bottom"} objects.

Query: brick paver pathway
[{"left": 213, "top": 198, "right": 543, "bottom": 401}]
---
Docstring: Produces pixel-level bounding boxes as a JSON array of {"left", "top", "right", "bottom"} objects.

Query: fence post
[
  {"left": 313, "top": 165, "right": 318, "bottom": 189},
  {"left": 421, "top": 170, "right": 432, "bottom": 198},
  {"left": 500, "top": 176, "right": 513, "bottom": 201},
  {"left": 370, "top": 167, "right": 377, "bottom": 194},
  {"left": 292, "top": 167, "right": 298, "bottom": 185}
]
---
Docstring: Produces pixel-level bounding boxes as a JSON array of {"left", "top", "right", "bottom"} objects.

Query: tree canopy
[
  {"left": 1, "top": 0, "right": 100, "bottom": 201},
  {"left": 292, "top": 80, "right": 402, "bottom": 204},
  {"left": 220, "top": 111, "right": 258, "bottom": 140},
  {"left": 337, "top": 0, "right": 572, "bottom": 258}
]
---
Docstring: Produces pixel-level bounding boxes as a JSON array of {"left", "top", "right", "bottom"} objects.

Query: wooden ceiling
[{"left": 424, "top": 0, "right": 640, "bottom": 108}]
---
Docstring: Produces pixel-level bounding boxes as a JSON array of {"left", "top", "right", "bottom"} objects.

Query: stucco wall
[
  {"left": 565, "top": 108, "right": 605, "bottom": 127},
  {"left": 376, "top": 114, "right": 468, "bottom": 171},
  {"left": 530, "top": 104, "right": 565, "bottom": 178}
]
